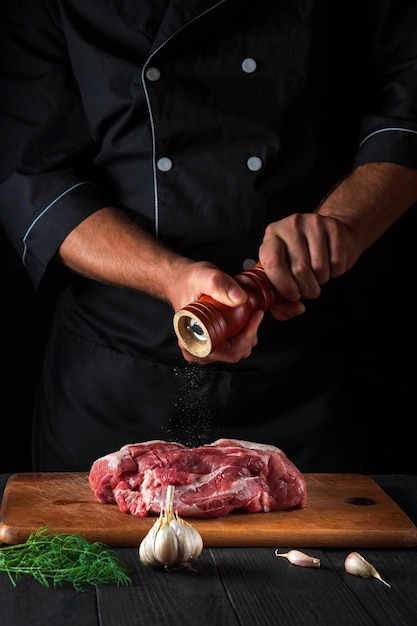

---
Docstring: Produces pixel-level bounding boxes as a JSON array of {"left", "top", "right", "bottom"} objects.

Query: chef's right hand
[{"left": 168, "top": 260, "right": 253, "bottom": 364}]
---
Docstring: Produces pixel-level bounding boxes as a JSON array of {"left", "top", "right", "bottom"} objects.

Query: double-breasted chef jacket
[{"left": 1, "top": 0, "right": 417, "bottom": 471}]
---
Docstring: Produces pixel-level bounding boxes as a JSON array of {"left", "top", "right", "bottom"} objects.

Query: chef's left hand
[{"left": 259, "top": 212, "right": 355, "bottom": 320}]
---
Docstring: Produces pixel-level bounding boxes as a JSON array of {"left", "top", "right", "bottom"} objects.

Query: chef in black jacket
[{"left": 1, "top": 0, "right": 417, "bottom": 472}]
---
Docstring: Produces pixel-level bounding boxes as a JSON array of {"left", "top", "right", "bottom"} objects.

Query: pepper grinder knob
[{"left": 173, "top": 263, "right": 278, "bottom": 358}]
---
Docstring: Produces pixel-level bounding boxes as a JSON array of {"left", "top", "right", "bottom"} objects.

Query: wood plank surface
[{"left": 1, "top": 472, "right": 416, "bottom": 548}]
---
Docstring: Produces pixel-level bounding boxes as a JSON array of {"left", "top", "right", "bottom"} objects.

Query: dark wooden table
[{"left": 1, "top": 474, "right": 417, "bottom": 626}]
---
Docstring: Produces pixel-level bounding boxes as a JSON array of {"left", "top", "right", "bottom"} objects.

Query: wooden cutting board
[{"left": 1, "top": 472, "right": 416, "bottom": 548}]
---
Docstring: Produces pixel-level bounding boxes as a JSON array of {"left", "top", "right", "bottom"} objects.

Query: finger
[
  {"left": 270, "top": 299, "right": 306, "bottom": 321},
  {"left": 209, "top": 315, "right": 262, "bottom": 363},
  {"left": 322, "top": 217, "right": 351, "bottom": 278},
  {"left": 199, "top": 268, "right": 247, "bottom": 307},
  {"left": 261, "top": 216, "right": 323, "bottom": 300},
  {"left": 260, "top": 236, "right": 303, "bottom": 301},
  {"left": 284, "top": 228, "right": 322, "bottom": 299},
  {"left": 304, "top": 216, "right": 331, "bottom": 285}
]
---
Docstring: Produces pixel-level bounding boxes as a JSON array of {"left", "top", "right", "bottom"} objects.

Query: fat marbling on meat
[{"left": 88, "top": 438, "right": 307, "bottom": 518}]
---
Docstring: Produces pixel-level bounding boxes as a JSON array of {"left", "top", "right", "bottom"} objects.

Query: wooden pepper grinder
[{"left": 173, "top": 262, "right": 278, "bottom": 358}]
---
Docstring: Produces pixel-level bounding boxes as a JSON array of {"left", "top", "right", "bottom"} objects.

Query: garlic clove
[
  {"left": 275, "top": 549, "right": 320, "bottom": 568},
  {"left": 344, "top": 552, "right": 391, "bottom": 588},
  {"left": 171, "top": 516, "right": 204, "bottom": 561},
  {"left": 139, "top": 538, "right": 159, "bottom": 567},
  {"left": 153, "top": 521, "right": 180, "bottom": 566}
]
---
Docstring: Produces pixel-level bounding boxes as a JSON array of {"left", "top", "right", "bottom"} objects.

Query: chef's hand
[
  {"left": 260, "top": 163, "right": 417, "bottom": 321},
  {"left": 258, "top": 212, "right": 356, "bottom": 321},
  {"left": 170, "top": 261, "right": 277, "bottom": 365},
  {"left": 172, "top": 259, "right": 309, "bottom": 364}
]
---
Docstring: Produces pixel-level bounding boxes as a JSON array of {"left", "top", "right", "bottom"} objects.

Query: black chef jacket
[{"left": 1, "top": 0, "right": 417, "bottom": 472}]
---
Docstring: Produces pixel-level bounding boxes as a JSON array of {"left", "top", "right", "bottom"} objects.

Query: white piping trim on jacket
[
  {"left": 22, "top": 181, "right": 92, "bottom": 265},
  {"left": 359, "top": 127, "right": 417, "bottom": 148},
  {"left": 141, "top": 1, "right": 227, "bottom": 238}
]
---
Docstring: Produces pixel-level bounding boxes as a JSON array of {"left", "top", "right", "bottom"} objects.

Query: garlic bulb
[
  {"left": 139, "top": 485, "right": 203, "bottom": 568},
  {"left": 344, "top": 551, "right": 391, "bottom": 587},
  {"left": 275, "top": 549, "right": 321, "bottom": 568}
]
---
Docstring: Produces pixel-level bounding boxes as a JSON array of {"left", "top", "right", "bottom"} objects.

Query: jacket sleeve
[
  {"left": 0, "top": 0, "right": 108, "bottom": 293},
  {"left": 353, "top": 0, "right": 417, "bottom": 168}
]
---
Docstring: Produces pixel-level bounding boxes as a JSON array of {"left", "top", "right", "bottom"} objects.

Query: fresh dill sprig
[{"left": 0, "top": 527, "right": 132, "bottom": 591}]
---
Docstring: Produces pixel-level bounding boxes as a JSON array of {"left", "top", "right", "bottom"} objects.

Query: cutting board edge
[
  {"left": 2, "top": 523, "right": 417, "bottom": 549},
  {"left": 2, "top": 472, "right": 417, "bottom": 549}
]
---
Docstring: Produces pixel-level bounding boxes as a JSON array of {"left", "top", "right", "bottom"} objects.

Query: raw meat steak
[{"left": 89, "top": 438, "right": 307, "bottom": 518}]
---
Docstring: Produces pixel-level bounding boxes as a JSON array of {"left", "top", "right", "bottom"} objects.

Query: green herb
[{"left": 0, "top": 527, "right": 131, "bottom": 591}]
